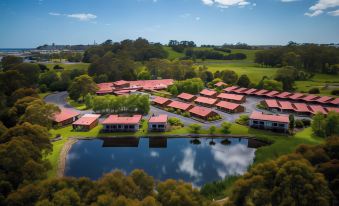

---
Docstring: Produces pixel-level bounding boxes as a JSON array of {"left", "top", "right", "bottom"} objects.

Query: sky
[{"left": 0, "top": 0, "right": 339, "bottom": 48}]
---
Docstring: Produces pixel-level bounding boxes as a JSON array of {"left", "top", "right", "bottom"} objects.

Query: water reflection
[{"left": 66, "top": 137, "right": 260, "bottom": 186}]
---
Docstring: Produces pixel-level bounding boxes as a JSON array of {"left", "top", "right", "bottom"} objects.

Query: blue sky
[{"left": 0, "top": 0, "right": 338, "bottom": 48}]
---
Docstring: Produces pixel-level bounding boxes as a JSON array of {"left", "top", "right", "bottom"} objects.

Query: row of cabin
[
  {"left": 53, "top": 109, "right": 168, "bottom": 132},
  {"left": 263, "top": 99, "right": 339, "bottom": 116},
  {"left": 223, "top": 85, "right": 339, "bottom": 107},
  {"left": 152, "top": 96, "right": 219, "bottom": 120}
]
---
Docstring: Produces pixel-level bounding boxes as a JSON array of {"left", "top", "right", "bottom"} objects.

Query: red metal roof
[
  {"left": 200, "top": 89, "right": 217, "bottom": 96},
  {"left": 309, "top": 105, "right": 327, "bottom": 114},
  {"left": 278, "top": 101, "right": 294, "bottom": 110},
  {"left": 167, "top": 101, "right": 193, "bottom": 110},
  {"left": 244, "top": 88, "right": 257, "bottom": 94},
  {"left": 275, "top": 92, "right": 292, "bottom": 99},
  {"left": 315, "top": 96, "right": 334, "bottom": 103},
  {"left": 288, "top": 93, "right": 305, "bottom": 100},
  {"left": 233, "top": 87, "right": 248, "bottom": 94},
  {"left": 189, "top": 106, "right": 216, "bottom": 117},
  {"left": 214, "top": 82, "right": 228, "bottom": 87},
  {"left": 254, "top": 89, "right": 269, "bottom": 96},
  {"left": 194, "top": 96, "right": 218, "bottom": 105},
  {"left": 265, "top": 99, "right": 280, "bottom": 108},
  {"left": 102, "top": 115, "right": 142, "bottom": 125},
  {"left": 177, "top": 93, "right": 195, "bottom": 100},
  {"left": 96, "top": 83, "right": 114, "bottom": 94},
  {"left": 73, "top": 114, "right": 100, "bottom": 126},
  {"left": 153, "top": 96, "right": 171, "bottom": 105},
  {"left": 216, "top": 101, "right": 241, "bottom": 110},
  {"left": 250, "top": 111, "right": 289, "bottom": 123},
  {"left": 223, "top": 86, "right": 239, "bottom": 92},
  {"left": 217, "top": 93, "right": 244, "bottom": 101},
  {"left": 130, "top": 79, "right": 173, "bottom": 90},
  {"left": 114, "top": 80, "right": 129, "bottom": 86},
  {"left": 303, "top": 95, "right": 319, "bottom": 102},
  {"left": 325, "top": 107, "right": 339, "bottom": 113},
  {"left": 53, "top": 109, "right": 80, "bottom": 123},
  {"left": 149, "top": 114, "right": 168, "bottom": 123},
  {"left": 330, "top": 98, "right": 339, "bottom": 105},
  {"left": 264, "top": 91, "right": 280, "bottom": 97},
  {"left": 293, "top": 103, "right": 310, "bottom": 112}
]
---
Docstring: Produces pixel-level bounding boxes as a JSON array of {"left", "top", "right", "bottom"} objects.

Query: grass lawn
[
  {"left": 67, "top": 99, "right": 88, "bottom": 110},
  {"left": 163, "top": 46, "right": 185, "bottom": 60},
  {"left": 44, "top": 63, "right": 90, "bottom": 71},
  {"left": 295, "top": 73, "right": 339, "bottom": 97}
]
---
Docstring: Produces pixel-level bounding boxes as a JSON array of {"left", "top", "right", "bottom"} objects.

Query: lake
[{"left": 65, "top": 137, "right": 263, "bottom": 186}]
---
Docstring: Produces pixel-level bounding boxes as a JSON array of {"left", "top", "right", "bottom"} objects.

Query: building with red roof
[
  {"left": 72, "top": 114, "right": 101, "bottom": 131},
  {"left": 189, "top": 106, "right": 218, "bottom": 120},
  {"left": 152, "top": 96, "right": 172, "bottom": 107},
  {"left": 217, "top": 93, "right": 246, "bottom": 104},
  {"left": 102, "top": 115, "right": 142, "bottom": 132},
  {"left": 113, "top": 80, "right": 130, "bottom": 88},
  {"left": 167, "top": 101, "right": 194, "bottom": 111},
  {"left": 329, "top": 98, "right": 339, "bottom": 106},
  {"left": 232, "top": 87, "right": 249, "bottom": 94},
  {"left": 96, "top": 83, "right": 114, "bottom": 95},
  {"left": 275, "top": 92, "right": 292, "bottom": 99},
  {"left": 249, "top": 111, "right": 289, "bottom": 133},
  {"left": 214, "top": 82, "right": 228, "bottom": 88},
  {"left": 303, "top": 95, "right": 319, "bottom": 102},
  {"left": 53, "top": 108, "right": 80, "bottom": 126},
  {"left": 325, "top": 107, "right": 339, "bottom": 113},
  {"left": 194, "top": 96, "right": 218, "bottom": 107},
  {"left": 253, "top": 89, "right": 269, "bottom": 96},
  {"left": 199, "top": 89, "right": 218, "bottom": 98},
  {"left": 223, "top": 86, "right": 239, "bottom": 93},
  {"left": 309, "top": 105, "right": 327, "bottom": 115},
  {"left": 177, "top": 93, "right": 197, "bottom": 102},
  {"left": 216, "top": 101, "right": 245, "bottom": 113},
  {"left": 292, "top": 103, "right": 311, "bottom": 116},
  {"left": 315, "top": 96, "right": 334, "bottom": 104},
  {"left": 148, "top": 114, "right": 168, "bottom": 132},
  {"left": 243, "top": 88, "right": 257, "bottom": 95},
  {"left": 263, "top": 99, "right": 280, "bottom": 111},
  {"left": 278, "top": 101, "right": 295, "bottom": 113},
  {"left": 288, "top": 93, "right": 305, "bottom": 100},
  {"left": 264, "top": 91, "right": 280, "bottom": 98}
]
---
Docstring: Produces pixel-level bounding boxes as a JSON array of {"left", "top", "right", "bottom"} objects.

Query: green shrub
[
  {"left": 295, "top": 119, "right": 304, "bottom": 128},
  {"left": 308, "top": 88, "right": 320, "bottom": 94},
  {"left": 189, "top": 124, "right": 202, "bottom": 134},
  {"left": 331, "top": 89, "right": 339, "bottom": 95},
  {"left": 168, "top": 117, "right": 184, "bottom": 127},
  {"left": 183, "top": 112, "right": 190, "bottom": 117},
  {"left": 236, "top": 114, "right": 249, "bottom": 125},
  {"left": 301, "top": 119, "right": 311, "bottom": 127}
]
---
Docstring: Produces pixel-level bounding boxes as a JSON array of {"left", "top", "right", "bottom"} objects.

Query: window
[
  {"left": 152, "top": 125, "right": 156, "bottom": 128},
  {"left": 279, "top": 124, "right": 285, "bottom": 127},
  {"left": 253, "top": 120, "right": 258, "bottom": 124},
  {"left": 129, "top": 125, "right": 135, "bottom": 129},
  {"left": 158, "top": 125, "right": 164, "bottom": 128},
  {"left": 273, "top": 123, "right": 278, "bottom": 127}
]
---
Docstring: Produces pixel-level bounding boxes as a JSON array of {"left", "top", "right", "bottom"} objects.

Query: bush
[
  {"left": 221, "top": 122, "right": 232, "bottom": 134},
  {"left": 189, "top": 124, "right": 202, "bottom": 134},
  {"left": 256, "top": 103, "right": 267, "bottom": 110},
  {"left": 331, "top": 89, "right": 339, "bottom": 95},
  {"left": 236, "top": 114, "right": 250, "bottom": 125},
  {"left": 182, "top": 112, "right": 190, "bottom": 117},
  {"left": 39, "top": 84, "right": 48, "bottom": 93},
  {"left": 301, "top": 119, "right": 311, "bottom": 127},
  {"left": 295, "top": 119, "right": 304, "bottom": 128},
  {"left": 308, "top": 88, "right": 320, "bottom": 94},
  {"left": 167, "top": 108, "right": 175, "bottom": 113},
  {"left": 168, "top": 117, "right": 184, "bottom": 127}
]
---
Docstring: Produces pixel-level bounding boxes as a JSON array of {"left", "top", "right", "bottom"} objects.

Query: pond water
[{"left": 65, "top": 137, "right": 263, "bottom": 186}]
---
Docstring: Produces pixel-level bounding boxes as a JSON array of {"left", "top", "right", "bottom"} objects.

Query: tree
[
  {"left": 39, "top": 70, "right": 59, "bottom": 88},
  {"left": 220, "top": 70, "right": 238, "bottom": 84},
  {"left": 311, "top": 113, "right": 326, "bottom": 137},
  {"left": 226, "top": 155, "right": 332, "bottom": 206},
  {"left": 84, "top": 94, "right": 93, "bottom": 109},
  {"left": 169, "top": 85, "right": 179, "bottom": 96},
  {"left": 221, "top": 122, "right": 231, "bottom": 134},
  {"left": 68, "top": 75, "right": 98, "bottom": 102},
  {"left": 289, "top": 114, "right": 295, "bottom": 131},
  {"left": 1, "top": 55, "right": 23, "bottom": 70},
  {"left": 209, "top": 126, "right": 217, "bottom": 135},
  {"left": 237, "top": 74, "right": 251, "bottom": 87},
  {"left": 9, "top": 88, "right": 39, "bottom": 105},
  {"left": 189, "top": 124, "right": 201, "bottom": 134},
  {"left": 0, "top": 70, "right": 26, "bottom": 96},
  {"left": 262, "top": 79, "right": 283, "bottom": 91},
  {"left": 12, "top": 63, "right": 40, "bottom": 86},
  {"left": 324, "top": 112, "right": 339, "bottom": 137},
  {"left": 137, "top": 71, "right": 151, "bottom": 80}
]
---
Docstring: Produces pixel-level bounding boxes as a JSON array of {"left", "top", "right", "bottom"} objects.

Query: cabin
[
  {"left": 288, "top": 93, "right": 305, "bottom": 101},
  {"left": 199, "top": 89, "right": 218, "bottom": 98},
  {"left": 102, "top": 115, "right": 142, "bottom": 132},
  {"left": 53, "top": 109, "right": 80, "bottom": 127},
  {"left": 253, "top": 89, "right": 269, "bottom": 97},
  {"left": 96, "top": 83, "right": 113, "bottom": 95},
  {"left": 309, "top": 105, "right": 327, "bottom": 115},
  {"left": 278, "top": 101, "right": 295, "bottom": 113},
  {"left": 263, "top": 91, "right": 280, "bottom": 98},
  {"left": 167, "top": 101, "right": 194, "bottom": 112},
  {"left": 177, "top": 93, "right": 197, "bottom": 102},
  {"left": 232, "top": 87, "right": 249, "bottom": 94},
  {"left": 214, "top": 82, "right": 228, "bottom": 88},
  {"left": 217, "top": 93, "right": 246, "bottom": 104},
  {"left": 194, "top": 96, "right": 218, "bottom": 107},
  {"left": 303, "top": 95, "right": 319, "bottom": 103},
  {"left": 72, "top": 114, "right": 100, "bottom": 131},
  {"left": 275, "top": 92, "right": 292, "bottom": 100},
  {"left": 216, "top": 101, "right": 245, "bottom": 113},
  {"left": 292, "top": 103, "right": 312, "bottom": 116},
  {"left": 263, "top": 99, "right": 281, "bottom": 112},
  {"left": 189, "top": 106, "right": 218, "bottom": 121},
  {"left": 223, "top": 86, "right": 239, "bottom": 93},
  {"left": 152, "top": 96, "right": 172, "bottom": 108},
  {"left": 148, "top": 114, "right": 168, "bottom": 132},
  {"left": 113, "top": 80, "right": 130, "bottom": 88},
  {"left": 243, "top": 88, "right": 257, "bottom": 95},
  {"left": 249, "top": 112, "right": 289, "bottom": 133}
]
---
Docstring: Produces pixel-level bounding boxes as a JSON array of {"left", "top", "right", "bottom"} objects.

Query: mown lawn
[
  {"left": 163, "top": 46, "right": 185, "bottom": 60},
  {"left": 46, "top": 121, "right": 323, "bottom": 178},
  {"left": 44, "top": 63, "right": 90, "bottom": 71}
]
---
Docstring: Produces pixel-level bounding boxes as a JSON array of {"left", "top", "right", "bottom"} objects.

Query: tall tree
[{"left": 68, "top": 75, "right": 98, "bottom": 102}]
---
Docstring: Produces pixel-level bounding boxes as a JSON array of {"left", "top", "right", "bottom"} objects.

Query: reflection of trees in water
[
  {"left": 190, "top": 138, "right": 201, "bottom": 145},
  {"left": 209, "top": 138, "right": 216, "bottom": 146},
  {"left": 221, "top": 138, "right": 231, "bottom": 145}
]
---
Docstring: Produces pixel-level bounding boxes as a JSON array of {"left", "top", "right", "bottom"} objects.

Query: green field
[{"left": 44, "top": 62, "right": 90, "bottom": 71}]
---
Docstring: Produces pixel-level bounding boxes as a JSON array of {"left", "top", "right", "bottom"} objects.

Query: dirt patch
[{"left": 57, "top": 138, "right": 78, "bottom": 177}]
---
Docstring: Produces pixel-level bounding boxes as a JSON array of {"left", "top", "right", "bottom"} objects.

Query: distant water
[
  {"left": 65, "top": 137, "right": 263, "bottom": 186},
  {"left": 0, "top": 48, "right": 33, "bottom": 53}
]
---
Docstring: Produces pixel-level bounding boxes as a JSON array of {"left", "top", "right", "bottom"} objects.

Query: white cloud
[
  {"left": 201, "top": 0, "right": 251, "bottom": 8},
  {"left": 150, "top": 151, "right": 159, "bottom": 158},
  {"left": 195, "top": 16, "right": 201, "bottom": 21},
  {"left": 305, "top": 0, "right": 339, "bottom": 17},
  {"left": 178, "top": 147, "right": 202, "bottom": 179},
  {"left": 67, "top": 13, "right": 97, "bottom": 21},
  {"left": 328, "top": 9, "right": 339, "bottom": 15},
  {"left": 281, "top": 0, "right": 299, "bottom": 2},
  {"left": 48, "top": 12, "right": 61, "bottom": 16}
]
